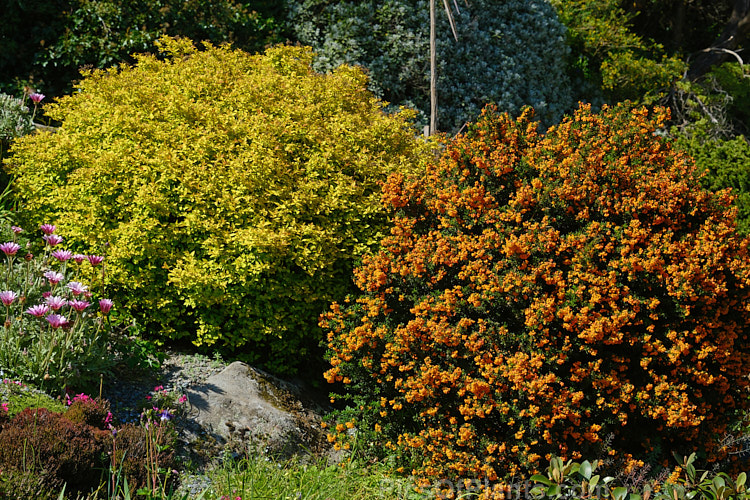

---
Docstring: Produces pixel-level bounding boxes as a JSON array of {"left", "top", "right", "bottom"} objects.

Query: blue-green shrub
[{"left": 287, "top": 0, "right": 574, "bottom": 133}]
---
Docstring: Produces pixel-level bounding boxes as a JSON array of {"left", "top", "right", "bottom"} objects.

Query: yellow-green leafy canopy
[{"left": 7, "top": 37, "right": 433, "bottom": 373}]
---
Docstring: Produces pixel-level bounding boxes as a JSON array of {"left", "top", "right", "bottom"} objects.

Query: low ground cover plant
[
  {"left": 0, "top": 385, "right": 187, "bottom": 499},
  {"left": 5, "top": 36, "right": 435, "bottom": 375},
  {"left": 0, "top": 378, "right": 66, "bottom": 417},
  {"left": 323, "top": 103, "right": 750, "bottom": 485}
]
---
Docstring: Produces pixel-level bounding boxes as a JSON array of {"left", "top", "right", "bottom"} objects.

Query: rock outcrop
[{"left": 184, "top": 362, "right": 328, "bottom": 459}]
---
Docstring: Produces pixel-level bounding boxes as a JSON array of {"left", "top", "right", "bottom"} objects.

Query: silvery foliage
[
  {"left": 287, "top": 0, "right": 574, "bottom": 133},
  {"left": 0, "top": 94, "right": 35, "bottom": 141}
]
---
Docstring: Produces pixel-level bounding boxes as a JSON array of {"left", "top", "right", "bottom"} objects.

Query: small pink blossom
[
  {"left": 98, "top": 298, "right": 113, "bottom": 314},
  {"left": 72, "top": 254, "right": 87, "bottom": 264},
  {"left": 43, "top": 270, "right": 64, "bottom": 285},
  {"left": 0, "top": 291, "right": 17, "bottom": 306},
  {"left": 87, "top": 255, "right": 104, "bottom": 266},
  {"left": 45, "top": 314, "right": 68, "bottom": 329},
  {"left": 67, "top": 281, "right": 88, "bottom": 296},
  {"left": 39, "top": 224, "right": 56, "bottom": 235},
  {"left": 0, "top": 402, "right": 7, "bottom": 414},
  {"left": 45, "top": 295, "right": 67, "bottom": 311},
  {"left": 26, "top": 304, "right": 50, "bottom": 317},
  {"left": 69, "top": 299, "right": 90, "bottom": 312},
  {"left": 43, "top": 234, "right": 63, "bottom": 246},
  {"left": 0, "top": 242, "right": 21, "bottom": 256},
  {"left": 178, "top": 394, "right": 187, "bottom": 404},
  {"left": 51, "top": 249, "right": 73, "bottom": 262},
  {"left": 29, "top": 93, "right": 45, "bottom": 104},
  {"left": 66, "top": 393, "right": 92, "bottom": 406},
  {"left": 11, "top": 226, "right": 23, "bottom": 234}
]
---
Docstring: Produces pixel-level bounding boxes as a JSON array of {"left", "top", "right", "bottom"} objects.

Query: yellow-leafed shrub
[{"left": 5, "top": 37, "right": 433, "bottom": 373}]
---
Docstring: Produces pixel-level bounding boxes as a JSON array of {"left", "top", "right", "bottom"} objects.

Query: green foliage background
[
  {"left": 5, "top": 37, "right": 434, "bottom": 374},
  {"left": 0, "top": 0, "right": 285, "bottom": 98}
]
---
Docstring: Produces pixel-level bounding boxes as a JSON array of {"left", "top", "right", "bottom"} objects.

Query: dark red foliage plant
[{"left": 0, "top": 408, "right": 110, "bottom": 494}]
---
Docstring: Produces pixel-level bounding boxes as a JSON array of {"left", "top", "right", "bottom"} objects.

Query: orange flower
[{"left": 322, "top": 102, "right": 750, "bottom": 482}]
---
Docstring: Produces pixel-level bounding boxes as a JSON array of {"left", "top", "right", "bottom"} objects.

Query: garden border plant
[
  {"left": 322, "top": 102, "right": 750, "bottom": 486},
  {"left": 0, "top": 221, "right": 116, "bottom": 393},
  {"left": 5, "top": 36, "right": 436, "bottom": 376}
]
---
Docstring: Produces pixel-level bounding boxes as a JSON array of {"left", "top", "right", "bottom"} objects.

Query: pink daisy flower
[
  {"left": 26, "top": 304, "right": 50, "bottom": 317},
  {"left": 69, "top": 299, "right": 90, "bottom": 312},
  {"left": 87, "top": 255, "right": 104, "bottom": 266},
  {"left": 43, "top": 234, "right": 63, "bottom": 246},
  {"left": 0, "top": 242, "right": 21, "bottom": 256},
  {"left": 99, "top": 299, "right": 113, "bottom": 314},
  {"left": 0, "top": 291, "right": 17, "bottom": 306},
  {"left": 45, "top": 295, "right": 67, "bottom": 311},
  {"left": 45, "top": 314, "right": 68, "bottom": 329},
  {"left": 67, "top": 282, "right": 88, "bottom": 296},
  {"left": 51, "top": 249, "right": 73, "bottom": 262},
  {"left": 43, "top": 271, "right": 64, "bottom": 285}
]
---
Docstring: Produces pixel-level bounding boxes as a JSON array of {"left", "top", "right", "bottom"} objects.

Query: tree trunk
[
  {"left": 686, "top": 0, "right": 750, "bottom": 81},
  {"left": 430, "top": 0, "right": 438, "bottom": 135}
]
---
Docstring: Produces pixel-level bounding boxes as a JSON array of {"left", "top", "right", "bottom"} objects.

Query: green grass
[
  {"left": 196, "top": 455, "right": 432, "bottom": 500},
  {"left": 43, "top": 455, "right": 437, "bottom": 500}
]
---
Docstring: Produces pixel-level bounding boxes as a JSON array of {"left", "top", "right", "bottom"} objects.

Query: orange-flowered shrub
[{"left": 322, "top": 103, "right": 750, "bottom": 483}]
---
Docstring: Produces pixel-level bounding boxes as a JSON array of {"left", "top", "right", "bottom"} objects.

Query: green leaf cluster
[
  {"left": 4, "top": 38, "right": 434, "bottom": 374},
  {"left": 530, "top": 454, "right": 750, "bottom": 500},
  {"left": 551, "top": 0, "right": 686, "bottom": 104},
  {"left": 671, "top": 62, "right": 750, "bottom": 235}
]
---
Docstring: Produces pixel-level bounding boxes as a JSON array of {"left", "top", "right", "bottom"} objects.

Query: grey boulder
[{"left": 184, "top": 361, "right": 328, "bottom": 459}]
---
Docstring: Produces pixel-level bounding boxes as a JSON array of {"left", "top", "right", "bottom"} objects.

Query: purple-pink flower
[
  {"left": 0, "top": 242, "right": 21, "bottom": 256},
  {"left": 66, "top": 393, "right": 91, "bottom": 406},
  {"left": 45, "top": 314, "right": 68, "bottom": 329},
  {"left": 87, "top": 255, "right": 104, "bottom": 266},
  {"left": 178, "top": 394, "right": 187, "bottom": 404},
  {"left": 0, "top": 291, "right": 17, "bottom": 306},
  {"left": 99, "top": 298, "right": 113, "bottom": 314},
  {"left": 69, "top": 299, "right": 90, "bottom": 312},
  {"left": 43, "top": 234, "right": 63, "bottom": 246},
  {"left": 51, "top": 249, "right": 73, "bottom": 262},
  {"left": 45, "top": 295, "right": 67, "bottom": 311},
  {"left": 11, "top": 226, "right": 23, "bottom": 234},
  {"left": 39, "top": 224, "right": 56, "bottom": 235},
  {"left": 43, "top": 270, "right": 64, "bottom": 285},
  {"left": 67, "top": 281, "right": 88, "bottom": 296},
  {"left": 29, "top": 93, "right": 45, "bottom": 104},
  {"left": 72, "top": 254, "right": 87, "bottom": 264},
  {"left": 26, "top": 304, "right": 50, "bottom": 317}
]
